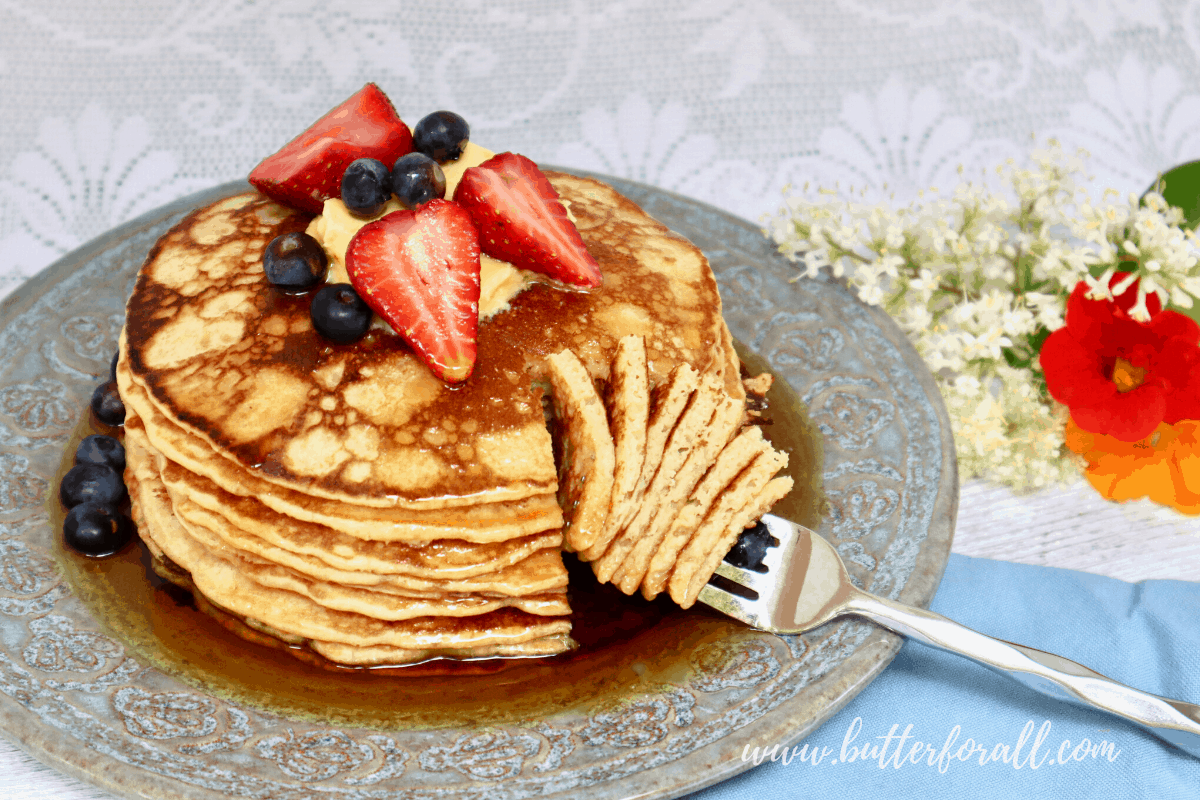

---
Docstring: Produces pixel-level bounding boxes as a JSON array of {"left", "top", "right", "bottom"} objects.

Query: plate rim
[{"left": 0, "top": 173, "right": 957, "bottom": 800}]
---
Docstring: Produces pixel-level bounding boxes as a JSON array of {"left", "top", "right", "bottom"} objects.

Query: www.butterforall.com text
[{"left": 742, "top": 718, "right": 1121, "bottom": 774}]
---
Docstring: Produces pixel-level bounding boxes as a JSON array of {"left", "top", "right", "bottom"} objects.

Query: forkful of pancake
[{"left": 547, "top": 335, "right": 792, "bottom": 607}]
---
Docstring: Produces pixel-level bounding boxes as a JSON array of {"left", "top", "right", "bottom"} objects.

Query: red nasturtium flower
[{"left": 1039, "top": 274, "right": 1200, "bottom": 442}]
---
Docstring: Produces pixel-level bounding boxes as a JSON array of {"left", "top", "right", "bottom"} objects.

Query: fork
[{"left": 701, "top": 514, "right": 1200, "bottom": 759}]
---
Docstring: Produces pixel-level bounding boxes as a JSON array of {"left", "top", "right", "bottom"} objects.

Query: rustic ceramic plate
[{"left": 0, "top": 173, "right": 956, "bottom": 800}]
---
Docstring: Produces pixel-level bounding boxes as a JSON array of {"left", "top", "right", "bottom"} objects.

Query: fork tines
[{"left": 701, "top": 514, "right": 800, "bottom": 628}]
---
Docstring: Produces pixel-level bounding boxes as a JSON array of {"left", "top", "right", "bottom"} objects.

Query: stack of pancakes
[
  {"left": 548, "top": 339, "right": 792, "bottom": 608},
  {"left": 118, "top": 174, "right": 747, "bottom": 667}
]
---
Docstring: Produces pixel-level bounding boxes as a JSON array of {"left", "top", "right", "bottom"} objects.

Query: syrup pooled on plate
[{"left": 53, "top": 347, "right": 822, "bottom": 731}]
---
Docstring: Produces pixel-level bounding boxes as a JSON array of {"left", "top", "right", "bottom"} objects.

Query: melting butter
[{"left": 306, "top": 140, "right": 532, "bottom": 322}]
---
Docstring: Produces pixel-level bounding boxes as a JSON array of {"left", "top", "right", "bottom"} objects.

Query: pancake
[
  {"left": 308, "top": 634, "right": 576, "bottom": 667},
  {"left": 585, "top": 362, "right": 698, "bottom": 568},
  {"left": 676, "top": 475, "right": 794, "bottom": 608},
  {"left": 157, "top": 457, "right": 562, "bottom": 580},
  {"left": 594, "top": 372, "right": 724, "bottom": 583},
  {"left": 172, "top": 498, "right": 571, "bottom": 598},
  {"left": 641, "top": 425, "right": 776, "bottom": 600},
  {"left": 126, "top": 425, "right": 569, "bottom": 598},
  {"left": 119, "top": 367, "right": 563, "bottom": 542},
  {"left": 118, "top": 163, "right": 785, "bottom": 667},
  {"left": 122, "top": 176, "right": 739, "bottom": 510},
  {"left": 601, "top": 335, "right": 649, "bottom": 554},
  {"left": 127, "top": 447, "right": 572, "bottom": 654},
  {"left": 170, "top": 510, "right": 570, "bottom": 620},
  {"left": 547, "top": 348, "right": 615, "bottom": 553},
  {"left": 666, "top": 447, "right": 791, "bottom": 607},
  {"left": 543, "top": 340, "right": 794, "bottom": 605},
  {"left": 611, "top": 383, "right": 745, "bottom": 594}
]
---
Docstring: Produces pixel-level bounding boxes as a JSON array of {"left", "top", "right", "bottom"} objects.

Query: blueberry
[
  {"left": 413, "top": 111, "right": 469, "bottom": 163},
  {"left": 75, "top": 434, "right": 126, "bottom": 472},
  {"left": 63, "top": 502, "right": 133, "bottom": 557},
  {"left": 109, "top": 350, "right": 119, "bottom": 382},
  {"left": 263, "top": 232, "right": 328, "bottom": 292},
  {"left": 723, "top": 520, "right": 777, "bottom": 572},
  {"left": 311, "top": 283, "right": 372, "bottom": 344},
  {"left": 91, "top": 381, "right": 125, "bottom": 426},
  {"left": 341, "top": 157, "right": 392, "bottom": 218},
  {"left": 60, "top": 462, "right": 126, "bottom": 508},
  {"left": 391, "top": 152, "right": 447, "bottom": 207}
]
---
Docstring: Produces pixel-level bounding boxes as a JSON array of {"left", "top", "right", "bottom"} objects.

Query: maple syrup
[{"left": 52, "top": 348, "right": 823, "bottom": 731}]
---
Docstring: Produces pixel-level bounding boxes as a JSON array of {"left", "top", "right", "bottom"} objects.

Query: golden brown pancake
[
  {"left": 307, "top": 634, "right": 576, "bottom": 667},
  {"left": 641, "top": 425, "right": 776, "bottom": 600},
  {"left": 157, "top": 457, "right": 562, "bottom": 580},
  {"left": 586, "top": 362, "right": 698, "bottom": 569},
  {"left": 127, "top": 444, "right": 572, "bottom": 654},
  {"left": 611, "top": 383, "right": 745, "bottom": 594},
  {"left": 541, "top": 337, "right": 793, "bottom": 606},
  {"left": 602, "top": 335, "right": 650, "bottom": 553},
  {"left": 119, "top": 169, "right": 770, "bottom": 667},
  {"left": 119, "top": 370, "right": 563, "bottom": 542},
  {"left": 668, "top": 449, "right": 790, "bottom": 607},
  {"left": 122, "top": 177, "right": 740, "bottom": 509},
  {"left": 547, "top": 348, "right": 615, "bottom": 553},
  {"left": 126, "top": 422, "right": 569, "bottom": 599},
  {"left": 595, "top": 372, "right": 724, "bottom": 583},
  {"left": 676, "top": 475, "right": 794, "bottom": 608}
]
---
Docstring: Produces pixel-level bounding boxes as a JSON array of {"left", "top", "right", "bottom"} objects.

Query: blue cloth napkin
[{"left": 688, "top": 554, "right": 1200, "bottom": 799}]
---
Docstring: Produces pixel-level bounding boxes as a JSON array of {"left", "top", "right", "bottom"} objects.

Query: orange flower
[{"left": 1064, "top": 417, "right": 1200, "bottom": 514}]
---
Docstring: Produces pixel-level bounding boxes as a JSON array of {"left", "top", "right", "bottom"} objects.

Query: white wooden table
[{"left": 955, "top": 479, "right": 1200, "bottom": 583}]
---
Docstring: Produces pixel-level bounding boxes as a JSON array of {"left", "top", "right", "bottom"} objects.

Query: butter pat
[{"left": 306, "top": 139, "right": 532, "bottom": 321}]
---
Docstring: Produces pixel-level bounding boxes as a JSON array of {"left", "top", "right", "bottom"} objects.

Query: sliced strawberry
[
  {"left": 452, "top": 153, "right": 602, "bottom": 288},
  {"left": 249, "top": 83, "right": 412, "bottom": 215},
  {"left": 345, "top": 199, "right": 481, "bottom": 383}
]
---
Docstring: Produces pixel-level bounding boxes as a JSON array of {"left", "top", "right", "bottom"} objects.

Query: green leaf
[
  {"left": 1001, "top": 325, "right": 1053, "bottom": 373},
  {"left": 1002, "top": 347, "right": 1030, "bottom": 369},
  {"left": 1028, "top": 325, "right": 1052, "bottom": 355},
  {"left": 1145, "top": 162, "right": 1200, "bottom": 325},
  {"left": 1149, "top": 160, "right": 1200, "bottom": 231}
]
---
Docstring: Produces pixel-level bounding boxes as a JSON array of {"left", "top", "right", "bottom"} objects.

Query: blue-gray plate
[{"left": 0, "top": 173, "right": 955, "bottom": 800}]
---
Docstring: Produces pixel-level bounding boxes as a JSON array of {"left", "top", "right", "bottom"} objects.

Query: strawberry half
[
  {"left": 453, "top": 153, "right": 602, "bottom": 288},
  {"left": 249, "top": 83, "right": 412, "bottom": 215},
  {"left": 345, "top": 199, "right": 481, "bottom": 383}
]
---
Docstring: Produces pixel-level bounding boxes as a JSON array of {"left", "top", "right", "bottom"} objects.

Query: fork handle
[{"left": 844, "top": 590, "right": 1200, "bottom": 758}]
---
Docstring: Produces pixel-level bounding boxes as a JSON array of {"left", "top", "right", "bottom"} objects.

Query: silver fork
[{"left": 701, "top": 514, "right": 1200, "bottom": 759}]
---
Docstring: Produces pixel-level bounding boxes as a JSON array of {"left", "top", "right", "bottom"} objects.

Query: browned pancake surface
[{"left": 124, "top": 177, "right": 737, "bottom": 507}]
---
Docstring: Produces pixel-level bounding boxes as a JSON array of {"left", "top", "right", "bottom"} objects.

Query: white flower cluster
[{"left": 766, "top": 142, "right": 1200, "bottom": 490}]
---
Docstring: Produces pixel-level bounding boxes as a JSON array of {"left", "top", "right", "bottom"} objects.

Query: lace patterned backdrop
[
  {"left": 1, "top": 2, "right": 1198, "bottom": 798},
  {"left": 6, "top": 0, "right": 1200, "bottom": 300}
]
